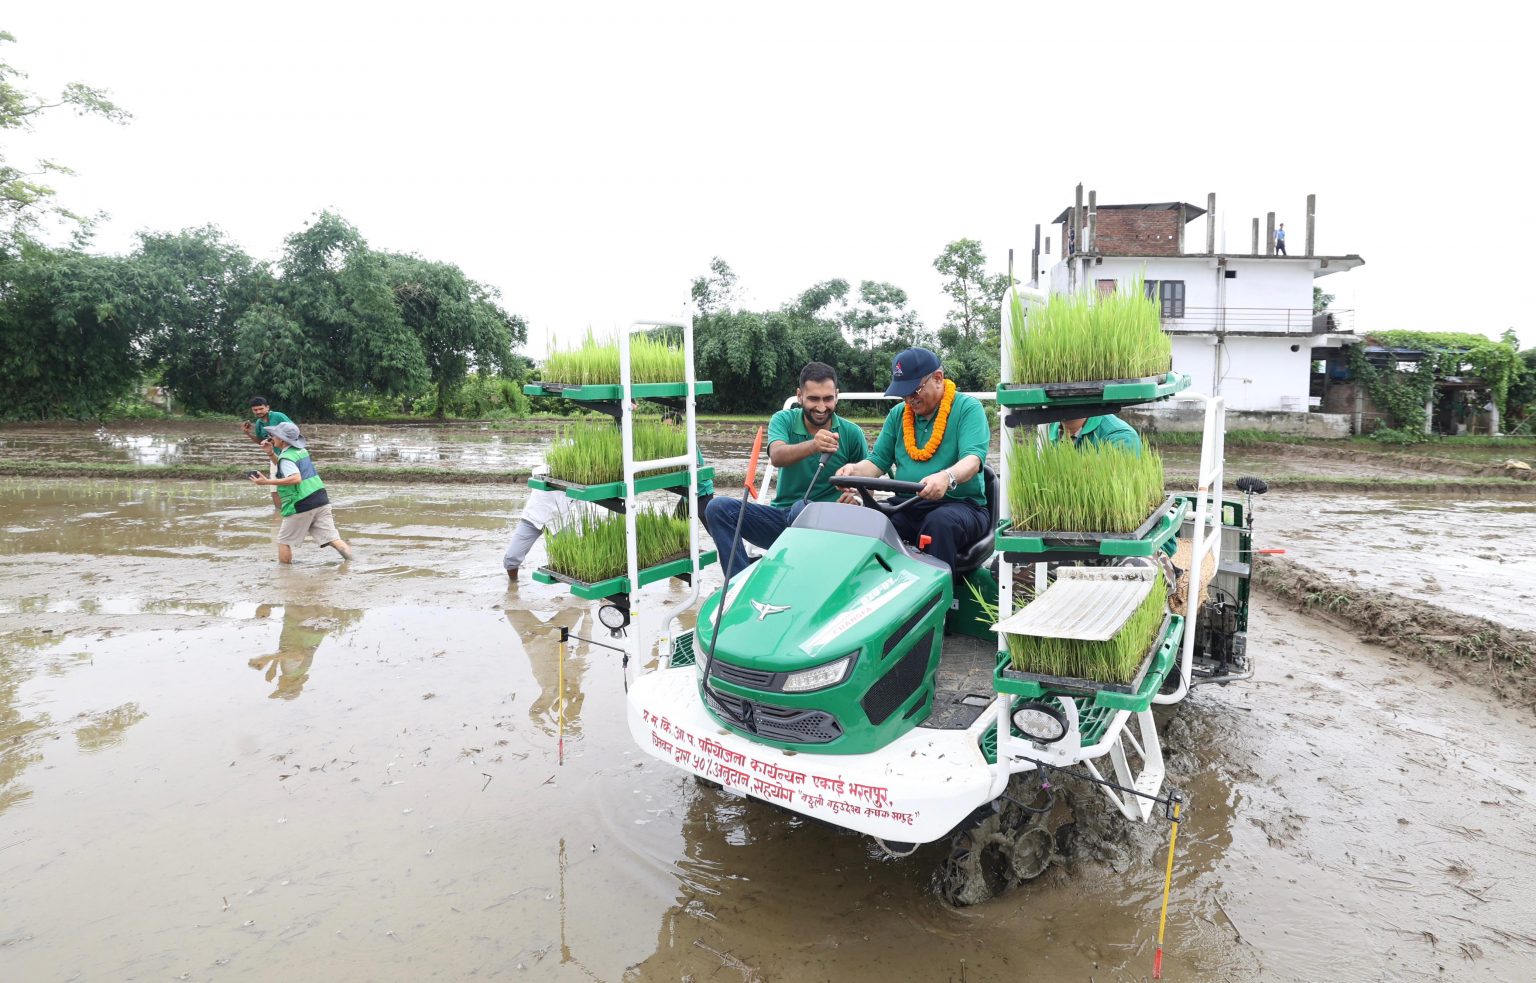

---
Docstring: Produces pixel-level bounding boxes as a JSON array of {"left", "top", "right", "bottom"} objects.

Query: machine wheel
[
  {"left": 933, "top": 780, "right": 1058, "bottom": 906},
  {"left": 692, "top": 774, "right": 722, "bottom": 790}
]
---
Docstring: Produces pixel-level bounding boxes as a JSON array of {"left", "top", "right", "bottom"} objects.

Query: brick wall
[{"left": 1093, "top": 209, "right": 1182, "bottom": 256}]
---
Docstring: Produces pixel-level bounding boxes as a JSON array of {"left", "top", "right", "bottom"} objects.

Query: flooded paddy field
[{"left": 2, "top": 475, "right": 1534, "bottom": 981}]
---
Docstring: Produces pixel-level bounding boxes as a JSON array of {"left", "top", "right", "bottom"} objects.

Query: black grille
[
  {"left": 703, "top": 687, "right": 842, "bottom": 744},
  {"left": 862, "top": 628, "right": 935, "bottom": 726},
  {"left": 882, "top": 595, "right": 943, "bottom": 658},
  {"left": 710, "top": 661, "right": 777, "bottom": 689}
]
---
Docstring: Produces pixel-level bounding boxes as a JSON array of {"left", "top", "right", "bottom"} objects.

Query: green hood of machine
[{"left": 697, "top": 522, "right": 947, "bottom": 671}]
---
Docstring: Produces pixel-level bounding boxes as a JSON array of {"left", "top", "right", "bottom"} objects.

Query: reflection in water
[
  {"left": 247, "top": 604, "right": 362, "bottom": 700},
  {"left": 503, "top": 602, "right": 593, "bottom": 736},
  {"left": 0, "top": 631, "right": 69, "bottom": 816},
  {"left": 74, "top": 703, "right": 148, "bottom": 751}
]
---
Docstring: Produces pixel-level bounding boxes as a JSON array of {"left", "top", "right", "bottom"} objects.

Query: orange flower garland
[{"left": 903, "top": 379, "right": 957, "bottom": 462}]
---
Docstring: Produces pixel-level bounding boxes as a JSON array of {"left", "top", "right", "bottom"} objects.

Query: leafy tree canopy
[{"left": 1, "top": 31, "right": 130, "bottom": 254}]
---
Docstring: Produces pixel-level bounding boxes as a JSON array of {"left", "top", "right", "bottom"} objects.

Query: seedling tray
[
  {"left": 993, "top": 614, "right": 1183, "bottom": 714},
  {"left": 523, "top": 381, "right": 714, "bottom": 401},
  {"left": 531, "top": 467, "right": 714, "bottom": 502},
  {"left": 533, "top": 549, "right": 718, "bottom": 600},
  {"left": 997, "top": 371, "right": 1189, "bottom": 408},
  {"left": 1000, "top": 496, "right": 1186, "bottom": 558}
]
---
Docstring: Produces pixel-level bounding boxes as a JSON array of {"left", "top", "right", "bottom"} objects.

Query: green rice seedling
[
  {"left": 1007, "top": 278, "right": 1171, "bottom": 384},
  {"left": 971, "top": 574, "right": 1169, "bottom": 683},
  {"left": 544, "top": 419, "right": 688, "bottom": 485},
  {"left": 543, "top": 506, "right": 694, "bottom": 584},
  {"left": 541, "top": 329, "right": 687, "bottom": 385},
  {"left": 1007, "top": 430, "right": 1164, "bottom": 533}
]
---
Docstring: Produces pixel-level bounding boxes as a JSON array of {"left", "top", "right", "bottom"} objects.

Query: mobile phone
[{"left": 246, "top": 470, "right": 262, "bottom": 479}]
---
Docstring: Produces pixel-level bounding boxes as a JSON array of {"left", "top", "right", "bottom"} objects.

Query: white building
[{"left": 1035, "top": 192, "right": 1363, "bottom": 412}]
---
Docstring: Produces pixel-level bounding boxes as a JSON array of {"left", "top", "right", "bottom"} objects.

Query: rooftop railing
[{"left": 1163, "top": 307, "right": 1355, "bottom": 336}]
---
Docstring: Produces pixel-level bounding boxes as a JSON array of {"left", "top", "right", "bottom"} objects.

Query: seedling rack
[
  {"left": 989, "top": 284, "right": 1226, "bottom": 821},
  {"left": 527, "top": 325, "right": 716, "bottom": 598}
]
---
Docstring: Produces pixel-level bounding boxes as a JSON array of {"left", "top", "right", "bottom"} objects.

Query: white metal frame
[
  {"left": 616, "top": 316, "right": 707, "bottom": 676},
  {"left": 988, "top": 284, "right": 1226, "bottom": 821}
]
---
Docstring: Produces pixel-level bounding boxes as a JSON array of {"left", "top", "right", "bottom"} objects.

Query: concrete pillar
[
  {"left": 1353, "top": 385, "right": 1364, "bottom": 435},
  {"left": 1305, "top": 194, "right": 1316, "bottom": 257},
  {"left": 1073, "top": 183, "right": 1084, "bottom": 257},
  {"left": 1251, "top": 218, "right": 1259, "bottom": 255},
  {"left": 1087, "top": 190, "right": 1097, "bottom": 254},
  {"left": 1032, "top": 224, "right": 1041, "bottom": 287},
  {"left": 1206, "top": 193, "right": 1216, "bottom": 253},
  {"left": 1424, "top": 395, "right": 1434, "bottom": 435},
  {"left": 1265, "top": 212, "right": 1276, "bottom": 256}
]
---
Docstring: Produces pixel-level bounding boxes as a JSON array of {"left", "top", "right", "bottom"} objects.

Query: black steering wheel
[{"left": 830, "top": 475, "right": 926, "bottom": 515}]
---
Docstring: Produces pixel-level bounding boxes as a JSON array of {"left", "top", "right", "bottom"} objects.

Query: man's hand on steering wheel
[
  {"left": 916, "top": 470, "right": 950, "bottom": 501},
  {"left": 833, "top": 461, "right": 866, "bottom": 504}
]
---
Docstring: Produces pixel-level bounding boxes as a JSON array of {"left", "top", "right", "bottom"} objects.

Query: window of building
[
  {"left": 1096, "top": 279, "right": 1117, "bottom": 296},
  {"left": 1144, "top": 279, "right": 1186, "bottom": 318}
]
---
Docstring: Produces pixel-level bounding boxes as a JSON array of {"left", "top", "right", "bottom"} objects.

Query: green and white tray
[
  {"left": 530, "top": 467, "right": 714, "bottom": 503},
  {"left": 533, "top": 550, "right": 719, "bottom": 600}
]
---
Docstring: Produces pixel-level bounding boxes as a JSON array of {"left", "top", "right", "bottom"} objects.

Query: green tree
[
  {"left": 238, "top": 213, "right": 428, "bottom": 417},
  {"left": 134, "top": 226, "right": 263, "bottom": 413},
  {"left": 1313, "top": 285, "right": 1334, "bottom": 313},
  {"left": 0, "top": 242, "right": 152, "bottom": 419},
  {"left": 933, "top": 239, "right": 1007, "bottom": 343},
  {"left": 1, "top": 31, "right": 130, "bottom": 254},
  {"left": 690, "top": 256, "right": 740, "bottom": 316},
  {"left": 382, "top": 253, "right": 526, "bottom": 417}
]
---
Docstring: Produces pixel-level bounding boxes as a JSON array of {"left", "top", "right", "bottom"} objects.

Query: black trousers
[{"left": 886, "top": 498, "right": 990, "bottom": 571}]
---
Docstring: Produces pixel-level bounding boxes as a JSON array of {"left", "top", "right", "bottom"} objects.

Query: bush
[{"left": 1367, "top": 426, "right": 1430, "bottom": 446}]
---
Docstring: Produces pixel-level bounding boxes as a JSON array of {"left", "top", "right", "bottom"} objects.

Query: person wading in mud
[
  {"left": 241, "top": 397, "right": 292, "bottom": 512},
  {"left": 248, "top": 422, "right": 353, "bottom": 564}
]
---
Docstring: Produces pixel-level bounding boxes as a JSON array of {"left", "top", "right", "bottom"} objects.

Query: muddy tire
[
  {"left": 934, "top": 783, "right": 1058, "bottom": 906},
  {"left": 692, "top": 774, "right": 722, "bottom": 790}
]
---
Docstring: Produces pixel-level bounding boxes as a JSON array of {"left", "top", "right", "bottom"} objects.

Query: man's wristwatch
[{"left": 946, "top": 468, "right": 958, "bottom": 491}]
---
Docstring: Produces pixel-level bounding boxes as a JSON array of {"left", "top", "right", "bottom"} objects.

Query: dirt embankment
[
  {"left": 1254, "top": 554, "right": 1536, "bottom": 709},
  {"left": 1265, "top": 443, "right": 1536, "bottom": 481}
]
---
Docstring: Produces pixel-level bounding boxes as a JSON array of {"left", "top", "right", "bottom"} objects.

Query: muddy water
[
  {"left": 1254, "top": 492, "right": 1536, "bottom": 633},
  {"left": 2, "top": 479, "right": 1535, "bottom": 981}
]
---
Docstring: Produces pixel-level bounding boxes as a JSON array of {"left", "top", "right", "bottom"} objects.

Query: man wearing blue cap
[{"left": 834, "top": 347, "right": 990, "bottom": 571}]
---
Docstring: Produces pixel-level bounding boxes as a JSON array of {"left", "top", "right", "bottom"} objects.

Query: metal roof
[{"left": 1051, "top": 201, "right": 1208, "bottom": 224}]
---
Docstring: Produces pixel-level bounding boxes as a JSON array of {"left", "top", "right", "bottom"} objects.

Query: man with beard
[{"left": 704, "top": 361, "right": 868, "bottom": 578}]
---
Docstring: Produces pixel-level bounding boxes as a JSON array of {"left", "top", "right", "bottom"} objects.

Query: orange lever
[
  {"left": 918, "top": 535, "right": 932, "bottom": 551},
  {"left": 1256, "top": 549, "right": 1286, "bottom": 555}
]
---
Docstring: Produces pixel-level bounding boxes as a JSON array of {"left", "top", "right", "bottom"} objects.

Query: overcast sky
[{"left": 8, "top": 1, "right": 1533, "bottom": 354}]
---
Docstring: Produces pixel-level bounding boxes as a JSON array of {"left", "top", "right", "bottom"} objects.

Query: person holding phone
[
  {"left": 241, "top": 396, "right": 292, "bottom": 512},
  {"left": 248, "top": 422, "right": 352, "bottom": 564}
]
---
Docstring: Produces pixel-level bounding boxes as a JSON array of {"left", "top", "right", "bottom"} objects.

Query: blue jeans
[{"left": 704, "top": 497, "right": 811, "bottom": 579}]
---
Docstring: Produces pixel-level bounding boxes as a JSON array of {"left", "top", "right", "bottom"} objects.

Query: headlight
[{"left": 782, "top": 653, "right": 855, "bottom": 693}]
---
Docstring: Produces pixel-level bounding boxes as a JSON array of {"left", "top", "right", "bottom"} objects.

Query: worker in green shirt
[
  {"left": 836, "top": 347, "right": 990, "bottom": 572},
  {"left": 241, "top": 396, "right": 293, "bottom": 512},
  {"left": 704, "top": 362, "right": 869, "bottom": 577},
  {"left": 1048, "top": 414, "right": 1141, "bottom": 452}
]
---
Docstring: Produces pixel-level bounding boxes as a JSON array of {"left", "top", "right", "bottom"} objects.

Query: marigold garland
[{"left": 903, "top": 379, "right": 957, "bottom": 462}]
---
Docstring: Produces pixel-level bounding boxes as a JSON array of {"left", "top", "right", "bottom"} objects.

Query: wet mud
[{"left": 2, "top": 477, "right": 1534, "bottom": 981}]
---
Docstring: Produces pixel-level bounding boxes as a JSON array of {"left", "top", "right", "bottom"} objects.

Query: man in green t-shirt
[
  {"left": 241, "top": 396, "right": 293, "bottom": 512},
  {"left": 704, "top": 361, "right": 869, "bottom": 577},
  {"left": 835, "top": 347, "right": 991, "bottom": 572},
  {"left": 1048, "top": 414, "right": 1141, "bottom": 452}
]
